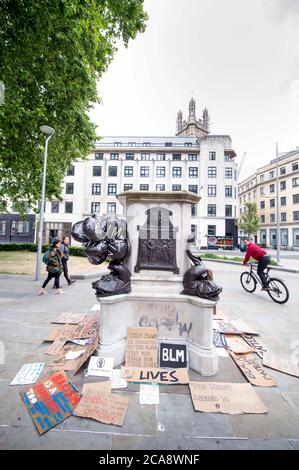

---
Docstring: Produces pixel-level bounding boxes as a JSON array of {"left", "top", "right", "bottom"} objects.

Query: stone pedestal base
[{"left": 97, "top": 292, "right": 218, "bottom": 376}]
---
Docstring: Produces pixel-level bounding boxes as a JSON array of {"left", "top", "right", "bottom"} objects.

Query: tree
[
  {"left": 239, "top": 202, "right": 260, "bottom": 237},
  {"left": 0, "top": 0, "right": 148, "bottom": 212}
]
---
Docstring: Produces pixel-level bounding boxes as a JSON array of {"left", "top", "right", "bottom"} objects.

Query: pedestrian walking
[
  {"left": 38, "top": 239, "right": 64, "bottom": 295},
  {"left": 242, "top": 238, "right": 270, "bottom": 290},
  {"left": 60, "top": 236, "right": 76, "bottom": 286}
]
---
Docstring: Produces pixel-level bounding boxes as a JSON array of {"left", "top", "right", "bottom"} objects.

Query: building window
[
  {"left": 172, "top": 167, "right": 182, "bottom": 178},
  {"left": 281, "top": 213, "right": 287, "bottom": 222},
  {"left": 66, "top": 183, "right": 74, "bottom": 194},
  {"left": 260, "top": 201, "right": 265, "bottom": 209},
  {"left": 260, "top": 187, "right": 265, "bottom": 195},
  {"left": 110, "top": 153, "right": 119, "bottom": 160},
  {"left": 269, "top": 184, "right": 275, "bottom": 193},
  {"left": 126, "top": 153, "right": 134, "bottom": 160},
  {"left": 270, "top": 214, "right": 276, "bottom": 223},
  {"left": 269, "top": 170, "right": 275, "bottom": 179},
  {"left": 91, "top": 202, "right": 100, "bottom": 213},
  {"left": 208, "top": 225, "right": 216, "bottom": 236},
  {"left": 293, "top": 177, "right": 299, "bottom": 187},
  {"left": 141, "top": 153, "right": 150, "bottom": 160},
  {"left": 225, "top": 186, "right": 233, "bottom": 197},
  {"left": 114, "top": 142, "right": 121, "bottom": 147},
  {"left": 209, "top": 151, "right": 216, "bottom": 161},
  {"left": 270, "top": 199, "right": 275, "bottom": 208},
  {"left": 108, "top": 166, "right": 117, "bottom": 177},
  {"left": 140, "top": 166, "right": 149, "bottom": 177},
  {"left": 124, "top": 184, "right": 133, "bottom": 191},
  {"left": 128, "top": 142, "right": 136, "bottom": 147},
  {"left": 208, "top": 204, "right": 216, "bottom": 217},
  {"left": 156, "top": 184, "right": 165, "bottom": 191},
  {"left": 11, "top": 220, "right": 29, "bottom": 235},
  {"left": 140, "top": 184, "right": 149, "bottom": 191},
  {"left": 261, "top": 215, "right": 265, "bottom": 224},
  {"left": 107, "top": 202, "right": 116, "bottom": 214},
  {"left": 188, "top": 154, "right": 198, "bottom": 161},
  {"left": 172, "top": 184, "right": 181, "bottom": 191},
  {"left": 65, "top": 202, "right": 73, "bottom": 214},
  {"left": 156, "top": 167, "right": 166, "bottom": 178},
  {"left": 208, "top": 167, "right": 217, "bottom": 178},
  {"left": 225, "top": 205, "right": 233, "bottom": 217},
  {"left": 225, "top": 168, "right": 233, "bottom": 179},
  {"left": 189, "top": 167, "right": 198, "bottom": 178},
  {"left": 124, "top": 166, "right": 133, "bottom": 177},
  {"left": 108, "top": 184, "right": 117, "bottom": 195},
  {"left": 93, "top": 166, "right": 102, "bottom": 177},
  {"left": 293, "top": 228, "right": 299, "bottom": 247},
  {"left": 185, "top": 142, "right": 193, "bottom": 147},
  {"left": 294, "top": 211, "right": 299, "bottom": 221},
  {"left": 281, "top": 196, "right": 287, "bottom": 206},
  {"left": 280, "top": 167, "right": 286, "bottom": 175},
  {"left": 260, "top": 174, "right": 264, "bottom": 182},
  {"left": 293, "top": 194, "right": 299, "bottom": 204},
  {"left": 51, "top": 201, "right": 59, "bottom": 213},
  {"left": 280, "top": 181, "right": 286, "bottom": 190},
  {"left": 143, "top": 142, "right": 151, "bottom": 147},
  {"left": 156, "top": 154, "right": 166, "bottom": 161},
  {"left": 292, "top": 162, "right": 299, "bottom": 172},
  {"left": 0, "top": 221, "right": 6, "bottom": 236},
  {"left": 208, "top": 185, "right": 217, "bottom": 197},
  {"left": 92, "top": 183, "right": 101, "bottom": 195},
  {"left": 172, "top": 154, "right": 181, "bottom": 160},
  {"left": 165, "top": 142, "right": 173, "bottom": 147},
  {"left": 95, "top": 153, "right": 103, "bottom": 160},
  {"left": 67, "top": 165, "right": 75, "bottom": 176},
  {"left": 191, "top": 204, "right": 197, "bottom": 217},
  {"left": 189, "top": 185, "right": 198, "bottom": 194},
  {"left": 191, "top": 224, "right": 197, "bottom": 239}
]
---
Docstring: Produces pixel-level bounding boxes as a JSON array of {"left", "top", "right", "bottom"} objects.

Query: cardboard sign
[
  {"left": 214, "top": 319, "right": 258, "bottom": 335},
  {"left": 230, "top": 352, "right": 276, "bottom": 387},
  {"left": 74, "top": 392, "right": 129, "bottom": 426},
  {"left": 86, "top": 356, "right": 114, "bottom": 378},
  {"left": 139, "top": 383, "right": 160, "bottom": 405},
  {"left": 82, "top": 381, "right": 111, "bottom": 395},
  {"left": 45, "top": 324, "right": 76, "bottom": 342},
  {"left": 263, "top": 352, "right": 299, "bottom": 378},
  {"left": 159, "top": 341, "right": 188, "bottom": 369},
  {"left": 189, "top": 381, "right": 267, "bottom": 414},
  {"left": 225, "top": 335, "right": 255, "bottom": 354},
  {"left": 51, "top": 312, "right": 85, "bottom": 324},
  {"left": 121, "top": 367, "right": 189, "bottom": 384},
  {"left": 242, "top": 334, "right": 268, "bottom": 358},
  {"left": 71, "top": 314, "right": 100, "bottom": 339},
  {"left": 213, "top": 331, "right": 228, "bottom": 349},
  {"left": 48, "top": 344, "right": 88, "bottom": 372},
  {"left": 125, "top": 327, "right": 158, "bottom": 368},
  {"left": 21, "top": 371, "right": 81, "bottom": 434},
  {"left": 10, "top": 363, "right": 45, "bottom": 386},
  {"left": 73, "top": 334, "right": 99, "bottom": 375}
]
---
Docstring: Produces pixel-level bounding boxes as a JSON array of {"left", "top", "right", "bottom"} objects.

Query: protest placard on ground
[
  {"left": 213, "top": 331, "right": 228, "bottom": 349},
  {"left": 159, "top": 341, "right": 188, "bottom": 369},
  {"left": 125, "top": 327, "right": 158, "bottom": 368},
  {"left": 263, "top": 352, "right": 299, "bottom": 378},
  {"left": 73, "top": 391, "right": 129, "bottom": 426},
  {"left": 230, "top": 352, "right": 277, "bottom": 387},
  {"left": 121, "top": 367, "right": 189, "bottom": 384},
  {"left": 82, "top": 381, "right": 111, "bottom": 395},
  {"left": 225, "top": 335, "right": 255, "bottom": 354},
  {"left": 73, "top": 334, "right": 99, "bottom": 375},
  {"left": 45, "top": 324, "right": 77, "bottom": 342},
  {"left": 51, "top": 313, "right": 85, "bottom": 324},
  {"left": 189, "top": 381, "right": 267, "bottom": 414},
  {"left": 21, "top": 371, "right": 81, "bottom": 434},
  {"left": 10, "top": 363, "right": 45, "bottom": 386},
  {"left": 214, "top": 319, "right": 258, "bottom": 335},
  {"left": 241, "top": 334, "right": 268, "bottom": 358},
  {"left": 71, "top": 314, "right": 100, "bottom": 339},
  {"left": 111, "top": 369, "right": 128, "bottom": 389},
  {"left": 86, "top": 356, "right": 114, "bottom": 378},
  {"left": 139, "top": 383, "right": 160, "bottom": 405}
]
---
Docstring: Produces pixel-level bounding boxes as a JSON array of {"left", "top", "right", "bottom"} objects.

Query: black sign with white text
[{"left": 159, "top": 341, "right": 188, "bottom": 369}]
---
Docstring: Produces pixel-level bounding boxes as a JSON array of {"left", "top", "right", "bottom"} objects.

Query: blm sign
[{"left": 159, "top": 341, "right": 188, "bottom": 369}]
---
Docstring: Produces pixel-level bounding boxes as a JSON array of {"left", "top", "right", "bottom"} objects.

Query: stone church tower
[{"left": 176, "top": 97, "right": 210, "bottom": 137}]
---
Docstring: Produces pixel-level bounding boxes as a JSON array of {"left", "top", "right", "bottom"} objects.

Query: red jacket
[{"left": 243, "top": 243, "right": 267, "bottom": 265}]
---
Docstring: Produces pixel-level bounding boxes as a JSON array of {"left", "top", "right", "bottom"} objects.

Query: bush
[{"left": 0, "top": 243, "right": 86, "bottom": 257}]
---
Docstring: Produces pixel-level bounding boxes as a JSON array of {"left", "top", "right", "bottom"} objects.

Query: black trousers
[
  {"left": 257, "top": 256, "right": 270, "bottom": 287},
  {"left": 62, "top": 258, "right": 71, "bottom": 283},
  {"left": 42, "top": 272, "right": 61, "bottom": 289}
]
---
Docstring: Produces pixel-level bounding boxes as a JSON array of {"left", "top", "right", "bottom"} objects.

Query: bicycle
[{"left": 240, "top": 263, "right": 289, "bottom": 304}]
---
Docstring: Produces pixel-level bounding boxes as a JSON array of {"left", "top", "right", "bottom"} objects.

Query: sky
[{"left": 89, "top": 0, "right": 299, "bottom": 181}]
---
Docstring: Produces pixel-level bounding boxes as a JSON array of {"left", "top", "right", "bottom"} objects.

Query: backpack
[{"left": 42, "top": 248, "right": 51, "bottom": 265}]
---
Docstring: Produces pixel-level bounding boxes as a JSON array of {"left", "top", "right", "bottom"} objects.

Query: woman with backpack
[{"left": 38, "top": 239, "right": 64, "bottom": 295}]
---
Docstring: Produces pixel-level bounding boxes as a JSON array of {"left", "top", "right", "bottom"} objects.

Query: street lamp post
[
  {"left": 276, "top": 142, "right": 281, "bottom": 264},
  {"left": 35, "top": 125, "right": 55, "bottom": 281}
]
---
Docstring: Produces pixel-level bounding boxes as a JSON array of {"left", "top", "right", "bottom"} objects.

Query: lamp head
[{"left": 40, "top": 125, "right": 55, "bottom": 136}]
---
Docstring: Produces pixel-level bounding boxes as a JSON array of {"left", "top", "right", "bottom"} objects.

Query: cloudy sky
[{"left": 89, "top": 0, "right": 299, "bottom": 181}]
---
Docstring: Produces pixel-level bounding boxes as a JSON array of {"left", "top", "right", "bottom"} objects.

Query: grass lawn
[{"left": 0, "top": 251, "right": 108, "bottom": 276}]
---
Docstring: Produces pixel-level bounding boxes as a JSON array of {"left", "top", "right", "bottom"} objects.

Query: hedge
[{"left": 0, "top": 243, "right": 86, "bottom": 257}]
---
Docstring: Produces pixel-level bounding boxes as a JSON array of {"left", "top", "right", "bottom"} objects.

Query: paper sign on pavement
[
  {"left": 111, "top": 369, "right": 128, "bottom": 389},
  {"left": 214, "top": 319, "right": 258, "bottom": 335},
  {"left": 86, "top": 356, "right": 114, "bottom": 378},
  {"left": 139, "top": 383, "right": 160, "bottom": 405},
  {"left": 225, "top": 335, "right": 255, "bottom": 354},
  {"left": 74, "top": 392, "right": 129, "bottom": 426},
  {"left": 10, "top": 363, "right": 45, "bottom": 386},
  {"left": 65, "top": 349, "right": 85, "bottom": 360},
  {"left": 230, "top": 352, "right": 276, "bottom": 387},
  {"left": 189, "top": 381, "right": 267, "bottom": 414},
  {"left": 263, "top": 352, "right": 299, "bottom": 378},
  {"left": 125, "top": 327, "right": 158, "bottom": 368},
  {"left": 121, "top": 367, "right": 189, "bottom": 384},
  {"left": 213, "top": 331, "right": 228, "bottom": 349}
]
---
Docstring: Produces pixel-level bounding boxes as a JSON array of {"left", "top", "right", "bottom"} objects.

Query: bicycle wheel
[
  {"left": 240, "top": 272, "right": 257, "bottom": 293},
  {"left": 267, "top": 278, "right": 289, "bottom": 304}
]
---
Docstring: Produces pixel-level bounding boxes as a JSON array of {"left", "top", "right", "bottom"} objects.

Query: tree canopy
[
  {"left": 239, "top": 202, "right": 260, "bottom": 237},
  {"left": 0, "top": 0, "right": 148, "bottom": 212}
]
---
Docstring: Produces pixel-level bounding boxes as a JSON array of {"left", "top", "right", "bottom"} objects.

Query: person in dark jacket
[
  {"left": 59, "top": 236, "right": 76, "bottom": 286},
  {"left": 242, "top": 238, "right": 270, "bottom": 290},
  {"left": 38, "top": 239, "right": 64, "bottom": 295}
]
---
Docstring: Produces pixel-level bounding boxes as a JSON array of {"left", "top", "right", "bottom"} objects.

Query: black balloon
[{"left": 71, "top": 220, "right": 89, "bottom": 243}]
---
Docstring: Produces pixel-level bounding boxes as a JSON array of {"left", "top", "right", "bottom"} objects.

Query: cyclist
[{"left": 242, "top": 238, "right": 270, "bottom": 291}]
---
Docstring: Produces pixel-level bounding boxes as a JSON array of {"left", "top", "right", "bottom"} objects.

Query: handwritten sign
[
  {"left": 242, "top": 334, "right": 268, "bottom": 358},
  {"left": 213, "top": 331, "right": 228, "bottom": 349},
  {"left": 10, "top": 363, "right": 45, "bottom": 386},
  {"left": 45, "top": 328, "right": 76, "bottom": 355},
  {"left": 74, "top": 392, "right": 129, "bottom": 426},
  {"left": 71, "top": 314, "right": 100, "bottom": 339},
  {"left": 82, "top": 381, "right": 111, "bottom": 395},
  {"left": 51, "top": 313, "right": 85, "bottom": 325},
  {"left": 139, "top": 383, "right": 160, "bottom": 405},
  {"left": 225, "top": 335, "right": 255, "bottom": 354},
  {"left": 159, "top": 341, "right": 188, "bottom": 368},
  {"left": 21, "top": 371, "right": 81, "bottom": 434},
  {"left": 121, "top": 367, "right": 189, "bottom": 384},
  {"left": 73, "top": 334, "right": 99, "bottom": 375},
  {"left": 189, "top": 381, "right": 267, "bottom": 414},
  {"left": 125, "top": 327, "right": 158, "bottom": 368},
  {"left": 230, "top": 352, "right": 276, "bottom": 387},
  {"left": 45, "top": 324, "right": 76, "bottom": 342},
  {"left": 214, "top": 319, "right": 258, "bottom": 335}
]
